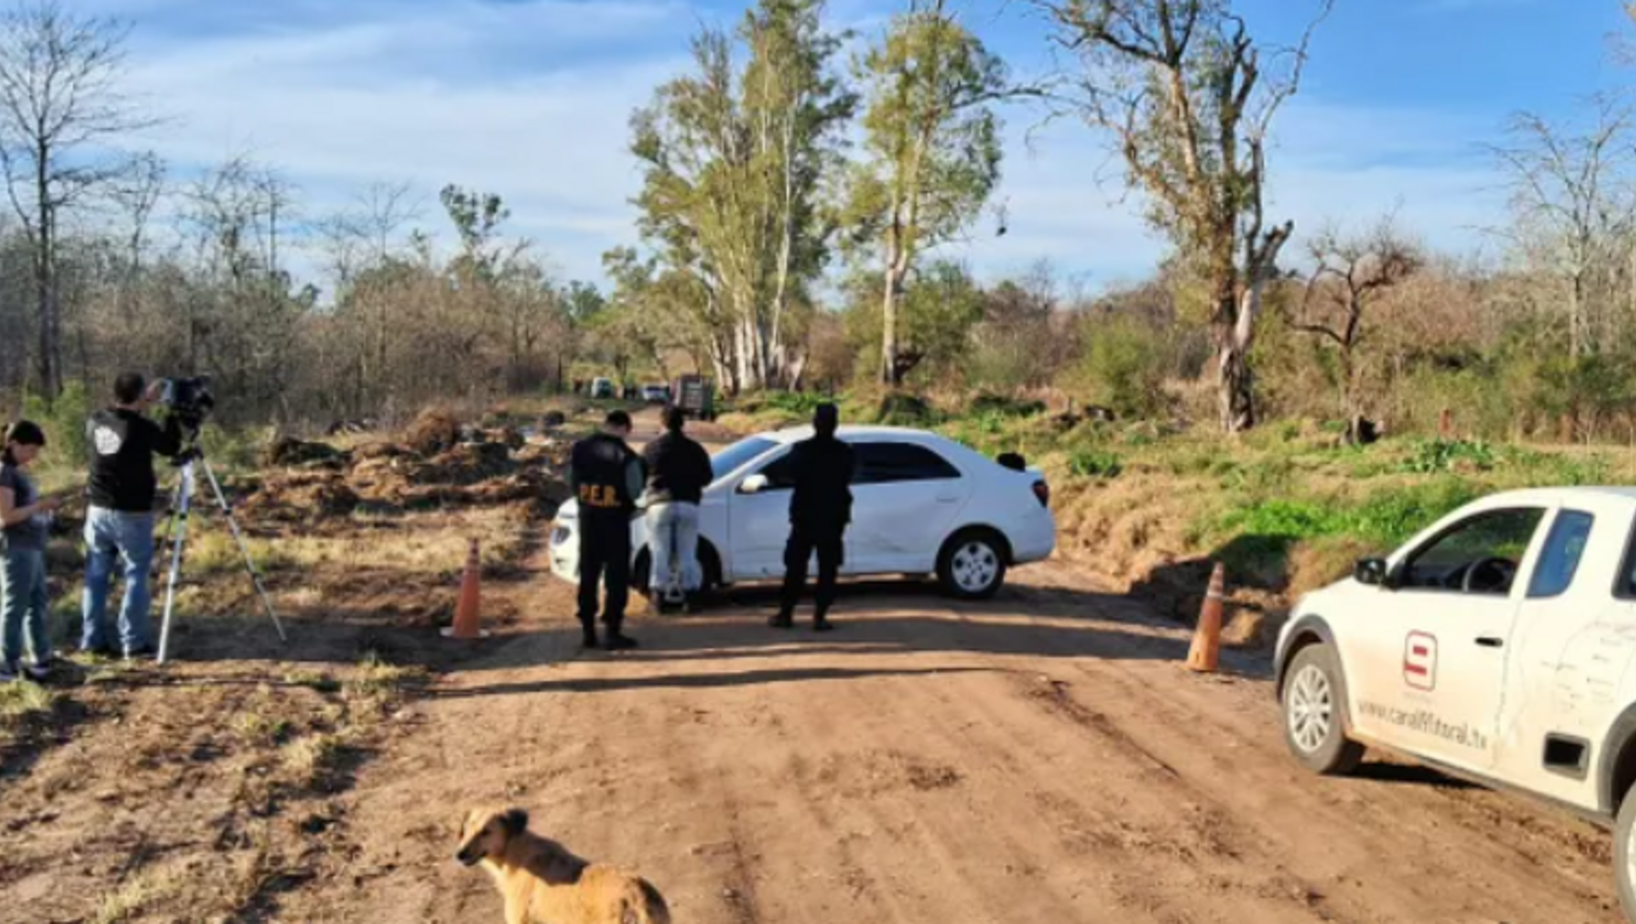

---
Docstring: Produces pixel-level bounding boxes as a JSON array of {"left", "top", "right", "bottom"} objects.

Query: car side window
[
  {"left": 1528, "top": 510, "right": 1595, "bottom": 599},
  {"left": 756, "top": 452, "right": 797, "bottom": 490},
  {"left": 1402, "top": 508, "right": 1545, "bottom": 595},
  {"left": 853, "top": 442, "right": 961, "bottom": 485}
]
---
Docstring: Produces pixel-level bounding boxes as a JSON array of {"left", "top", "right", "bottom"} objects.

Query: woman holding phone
[{"left": 0, "top": 421, "right": 61, "bottom": 681}]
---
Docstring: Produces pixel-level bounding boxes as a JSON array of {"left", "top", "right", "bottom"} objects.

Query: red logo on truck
[{"left": 1404, "top": 632, "right": 1437, "bottom": 691}]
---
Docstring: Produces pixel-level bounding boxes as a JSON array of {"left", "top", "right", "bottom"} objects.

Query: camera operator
[{"left": 80, "top": 373, "right": 184, "bottom": 660}]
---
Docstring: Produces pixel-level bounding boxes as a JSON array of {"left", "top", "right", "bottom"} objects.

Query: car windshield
[{"left": 710, "top": 437, "right": 778, "bottom": 483}]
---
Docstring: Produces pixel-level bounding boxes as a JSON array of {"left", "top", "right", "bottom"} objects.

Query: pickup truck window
[
  {"left": 1527, "top": 510, "right": 1594, "bottom": 599},
  {"left": 1403, "top": 508, "right": 1545, "bottom": 595}
]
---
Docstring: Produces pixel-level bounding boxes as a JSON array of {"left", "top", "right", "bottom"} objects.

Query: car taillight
[{"left": 1032, "top": 480, "right": 1050, "bottom": 507}]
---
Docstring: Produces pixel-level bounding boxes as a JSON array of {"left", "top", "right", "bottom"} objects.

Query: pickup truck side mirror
[
  {"left": 738, "top": 474, "right": 770, "bottom": 495},
  {"left": 1355, "top": 557, "right": 1392, "bottom": 589}
]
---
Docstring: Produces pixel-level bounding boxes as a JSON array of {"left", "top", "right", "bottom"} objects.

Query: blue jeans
[
  {"left": 82, "top": 508, "right": 156, "bottom": 652},
  {"left": 1, "top": 548, "right": 50, "bottom": 668}
]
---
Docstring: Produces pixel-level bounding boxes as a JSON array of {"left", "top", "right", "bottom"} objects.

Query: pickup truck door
[
  {"left": 1494, "top": 508, "right": 1620, "bottom": 807},
  {"left": 1346, "top": 507, "right": 1548, "bottom": 774}
]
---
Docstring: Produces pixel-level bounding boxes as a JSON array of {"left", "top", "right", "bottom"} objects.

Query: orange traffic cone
[
  {"left": 441, "top": 538, "right": 490, "bottom": 640},
  {"left": 1185, "top": 562, "right": 1225, "bottom": 673}
]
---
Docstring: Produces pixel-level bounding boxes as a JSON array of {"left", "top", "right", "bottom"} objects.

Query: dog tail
[{"left": 620, "top": 879, "right": 671, "bottom": 924}]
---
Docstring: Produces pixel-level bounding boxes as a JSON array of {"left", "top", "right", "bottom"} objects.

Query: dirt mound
[
  {"left": 403, "top": 407, "right": 462, "bottom": 456},
  {"left": 416, "top": 442, "right": 516, "bottom": 486},
  {"left": 240, "top": 412, "right": 573, "bottom": 522},
  {"left": 264, "top": 436, "right": 351, "bottom": 469},
  {"left": 241, "top": 471, "right": 361, "bottom": 521}
]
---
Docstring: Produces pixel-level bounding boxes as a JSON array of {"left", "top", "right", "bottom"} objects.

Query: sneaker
[
  {"left": 684, "top": 595, "right": 704, "bottom": 615},
  {"left": 0, "top": 663, "right": 18, "bottom": 682},
  {"left": 603, "top": 633, "right": 639, "bottom": 651},
  {"left": 76, "top": 643, "right": 116, "bottom": 659},
  {"left": 813, "top": 616, "right": 835, "bottom": 633},
  {"left": 23, "top": 662, "right": 49, "bottom": 682},
  {"left": 768, "top": 612, "right": 794, "bottom": 630},
  {"left": 580, "top": 630, "right": 600, "bottom": 650},
  {"left": 123, "top": 645, "right": 158, "bottom": 662}
]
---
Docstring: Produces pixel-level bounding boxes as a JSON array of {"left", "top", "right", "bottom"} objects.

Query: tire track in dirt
[{"left": 963, "top": 575, "right": 1618, "bottom": 924}]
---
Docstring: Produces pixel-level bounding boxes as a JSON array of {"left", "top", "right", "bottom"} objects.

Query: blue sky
[{"left": 84, "top": 0, "right": 1633, "bottom": 293}]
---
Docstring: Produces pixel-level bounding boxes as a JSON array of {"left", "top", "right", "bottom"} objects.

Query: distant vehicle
[
  {"left": 589, "top": 377, "right": 616, "bottom": 400},
  {"left": 641, "top": 383, "right": 671, "bottom": 404},
  {"left": 551, "top": 425, "right": 1056, "bottom": 600},
  {"left": 1276, "top": 487, "right": 1636, "bottom": 921},
  {"left": 671, "top": 374, "right": 715, "bottom": 421}
]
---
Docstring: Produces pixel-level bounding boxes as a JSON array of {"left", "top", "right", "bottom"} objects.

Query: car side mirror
[
  {"left": 1355, "top": 557, "right": 1391, "bottom": 589},
  {"left": 739, "top": 474, "right": 770, "bottom": 495}
]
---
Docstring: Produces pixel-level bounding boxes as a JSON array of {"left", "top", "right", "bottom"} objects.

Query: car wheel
[
  {"left": 937, "top": 530, "right": 1008, "bottom": 600},
  {"left": 1615, "top": 781, "right": 1636, "bottom": 922},
  {"left": 1281, "top": 644, "right": 1364, "bottom": 775}
]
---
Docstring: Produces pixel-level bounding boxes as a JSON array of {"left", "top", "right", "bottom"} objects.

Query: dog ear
[{"left": 502, "top": 808, "right": 529, "bottom": 836}]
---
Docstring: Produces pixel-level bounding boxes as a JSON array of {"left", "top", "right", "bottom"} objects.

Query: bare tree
[
  {"left": 0, "top": 0, "right": 153, "bottom": 399},
  {"left": 1489, "top": 97, "right": 1635, "bottom": 362},
  {"left": 1295, "top": 215, "right": 1422, "bottom": 442},
  {"left": 1035, "top": 0, "right": 1333, "bottom": 432}
]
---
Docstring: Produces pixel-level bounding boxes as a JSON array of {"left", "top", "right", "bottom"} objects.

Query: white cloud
[{"left": 102, "top": 0, "right": 1510, "bottom": 295}]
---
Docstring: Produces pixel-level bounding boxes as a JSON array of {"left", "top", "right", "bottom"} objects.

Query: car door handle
[
  {"left": 1476, "top": 636, "right": 1505, "bottom": 649},
  {"left": 935, "top": 493, "right": 961, "bottom": 503}
]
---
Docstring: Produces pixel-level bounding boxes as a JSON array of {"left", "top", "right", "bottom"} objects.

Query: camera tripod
[{"left": 154, "top": 446, "right": 286, "bottom": 664}]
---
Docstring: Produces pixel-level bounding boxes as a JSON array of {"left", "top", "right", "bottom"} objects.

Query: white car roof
[
  {"left": 1466, "top": 486, "right": 1636, "bottom": 511},
  {"left": 761, "top": 424, "right": 945, "bottom": 445}
]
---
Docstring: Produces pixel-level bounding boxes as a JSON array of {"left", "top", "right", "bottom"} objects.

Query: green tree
[
  {"left": 1036, "top": 0, "right": 1333, "bottom": 432},
  {"left": 630, "top": 0, "right": 855, "bottom": 393},
  {"left": 847, "top": 0, "right": 1004, "bottom": 386},
  {"left": 844, "top": 259, "right": 983, "bottom": 385}
]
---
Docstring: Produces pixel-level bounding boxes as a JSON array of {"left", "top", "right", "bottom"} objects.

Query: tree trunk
[{"left": 1215, "top": 325, "right": 1254, "bottom": 433}]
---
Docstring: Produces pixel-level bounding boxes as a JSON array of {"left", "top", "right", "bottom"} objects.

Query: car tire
[
  {"left": 1615, "top": 780, "right": 1636, "bottom": 922},
  {"left": 631, "top": 543, "right": 721, "bottom": 601},
  {"left": 1281, "top": 644, "right": 1365, "bottom": 776},
  {"left": 937, "top": 529, "right": 1008, "bottom": 600}
]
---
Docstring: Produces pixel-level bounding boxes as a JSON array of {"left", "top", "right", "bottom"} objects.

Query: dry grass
[
  {"left": 232, "top": 710, "right": 294, "bottom": 749},
  {"left": 0, "top": 680, "right": 56, "bottom": 729},
  {"left": 283, "top": 731, "right": 346, "bottom": 790},
  {"left": 90, "top": 864, "right": 182, "bottom": 924},
  {"left": 347, "top": 650, "right": 425, "bottom": 706}
]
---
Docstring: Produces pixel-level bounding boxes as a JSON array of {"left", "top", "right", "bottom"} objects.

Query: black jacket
[
  {"left": 569, "top": 432, "right": 643, "bottom": 517},
  {"left": 642, "top": 432, "right": 713, "bottom": 506},
  {"left": 788, "top": 435, "right": 855, "bottom": 529},
  {"left": 86, "top": 408, "right": 184, "bottom": 513}
]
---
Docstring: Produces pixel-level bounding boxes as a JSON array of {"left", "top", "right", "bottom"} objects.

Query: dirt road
[{"left": 272, "top": 553, "right": 1621, "bottom": 924}]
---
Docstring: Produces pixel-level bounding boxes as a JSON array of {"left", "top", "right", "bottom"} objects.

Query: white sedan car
[
  {"left": 1276, "top": 487, "right": 1636, "bottom": 920},
  {"left": 550, "top": 425, "right": 1056, "bottom": 599}
]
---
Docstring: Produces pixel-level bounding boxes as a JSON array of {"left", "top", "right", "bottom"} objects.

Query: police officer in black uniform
[
  {"left": 568, "top": 410, "right": 645, "bottom": 650},
  {"left": 770, "top": 403, "right": 854, "bottom": 632}
]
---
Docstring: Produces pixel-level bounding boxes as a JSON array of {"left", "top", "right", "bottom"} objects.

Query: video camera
[{"left": 158, "top": 375, "right": 215, "bottom": 432}]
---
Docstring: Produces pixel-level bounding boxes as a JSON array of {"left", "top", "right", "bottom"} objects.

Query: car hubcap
[
  {"left": 1287, "top": 664, "right": 1334, "bottom": 754},
  {"left": 952, "top": 542, "right": 998, "bottom": 592}
]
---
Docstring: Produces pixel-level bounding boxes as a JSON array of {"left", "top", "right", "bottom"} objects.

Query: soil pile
[{"left": 249, "top": 417, "right": 570, "bottom": 520}]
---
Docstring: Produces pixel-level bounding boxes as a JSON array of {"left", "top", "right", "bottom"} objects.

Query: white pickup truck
[{"left": 1276, "top": 487, "right": 1636, "bottom": 919}]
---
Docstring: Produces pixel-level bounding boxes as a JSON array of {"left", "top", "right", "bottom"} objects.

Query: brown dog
[{"left": 457, "top": 807, "right": 671, "bottom": 924}]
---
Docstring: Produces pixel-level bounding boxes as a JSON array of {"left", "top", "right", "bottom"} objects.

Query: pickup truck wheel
[
  {"left": 1614, "top": 781, "right": 1636, "bottom": 921},
  {"left": 1282, "top": 644, "right": 1364, "bottom": 776}
]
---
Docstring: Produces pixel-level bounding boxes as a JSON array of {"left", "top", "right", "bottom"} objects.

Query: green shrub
[
  {"left": 968, "top": 393, "right": 1046, "bottom": 418},
  {"left": 21, "top": 379, "right": 91, "bottom": 470},
  {"left": 1401, "top": 438, "right": 1497, "bottom": 474},
  {"left": 1067, "top": 449, "right": 1122, "bottom": 479},
  {"left": 1079, "top": 316, "right": 1167, "bottom": 419}
]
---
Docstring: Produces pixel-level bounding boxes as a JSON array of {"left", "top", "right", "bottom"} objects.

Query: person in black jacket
[
  {"left": 770, "top": 403, "right": 854, "bottom": 632},
  {"left": 568, "top": 410, "right": 645, "bottom": 651},
  {"left": 641, "top": 406, "right": 714, "bottom": 614},
  {"left": 81, "top": 373, "right": 185, "bottom": 660}
]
